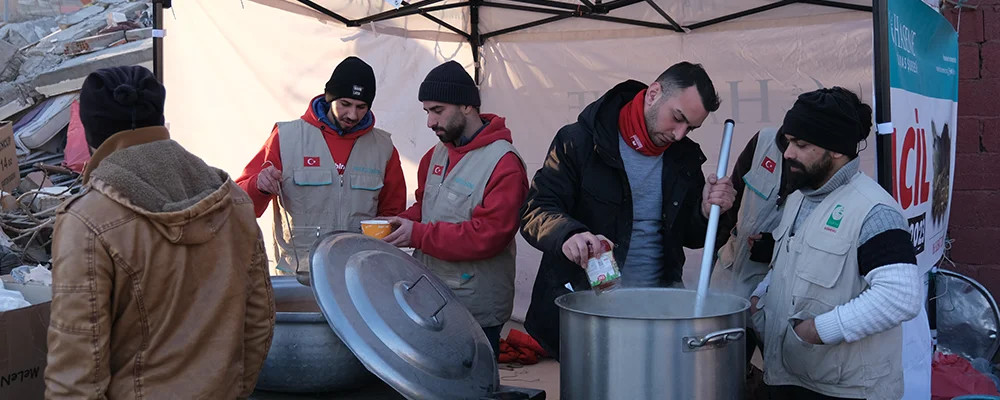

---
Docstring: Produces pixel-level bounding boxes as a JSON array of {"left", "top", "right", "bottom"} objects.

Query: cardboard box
[
  {"left": 0, "top": 122, "right": 19, "bottom": 193},
  {"left": 0, "top": 278, "right": 51, "bottom": 399}
]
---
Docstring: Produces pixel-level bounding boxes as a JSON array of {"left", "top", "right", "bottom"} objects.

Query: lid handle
[
  {"left": 408, "top": 274, "right": 448, "bottom": 318},
  {"left": 395, "top": 274, "right": 450, "bottom": 330}
]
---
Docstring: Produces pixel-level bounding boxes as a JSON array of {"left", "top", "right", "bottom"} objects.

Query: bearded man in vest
[
  {"left": 519, "top": 61, "right": 737, "bottom": 358},
  {"left": 752, "top": 87, "right": 923, "bottom": 400},
  {"left": 382, "top": 61, "right": 529, "bottom": 358},
  {"left": 236, "top": 56, "right": 406, "bottom": 276},
  {"left": 715, "top": 126, "right": 797, "bottom": 299},
  {"left": 712, "top": 126, "right": 793, "bottom": 388}
]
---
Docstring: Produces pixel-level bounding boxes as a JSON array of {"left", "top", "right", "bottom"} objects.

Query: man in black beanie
[
  {"left": 46, "top": 66, "right": 274, "bottom": 399},
  {"left": 382, "top": 60, "right": 528, "bottom": 359},
  {"left": 749, "top": 87, "right": 924, "bottom": 400},
  {"left": 235, "top": 56, "right": 406, "bottom": 277}
]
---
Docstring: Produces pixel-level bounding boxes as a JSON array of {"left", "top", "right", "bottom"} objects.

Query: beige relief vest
[
  {"left": 272, "top": 119, "right": 394, "bottom": 274},
  {"left": 714, "top": 128, "right": 785, "bottom": 298},
  {"left": 413, "top": 140, "right": 522, "bottom": 328},
  {"left": 762, "top": 171, "right": 904, "bottom": 400}
]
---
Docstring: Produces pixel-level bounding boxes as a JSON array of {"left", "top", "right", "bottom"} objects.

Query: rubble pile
[{"left": 0, "top": 0, "right": 153, "bottom": 271}]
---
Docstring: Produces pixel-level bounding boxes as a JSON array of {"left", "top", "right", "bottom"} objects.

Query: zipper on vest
[{"left": 440, "top": 159, "right": 449, "bottom": 187}]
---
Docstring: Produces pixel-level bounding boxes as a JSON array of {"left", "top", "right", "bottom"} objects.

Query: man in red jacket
[
  {"left": 236, "top": 57, "right": 406, "bottom": 276},
  {"left": 383, "top": 61, "right": 528, "bottom": 357}
]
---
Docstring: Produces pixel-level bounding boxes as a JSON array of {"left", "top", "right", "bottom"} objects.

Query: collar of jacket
[
  {"left": 589, "top": 80, "right": 645, "bottom": 169},
  {"left": 83, "top": 126, "right": 171, "bottom": 184},
  {"left": 587, "top": 80, "right": 706, "bottom": 171}
]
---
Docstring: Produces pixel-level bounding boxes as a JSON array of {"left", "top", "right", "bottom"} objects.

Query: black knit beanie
[
  {"left": 79, "top": 65, "right": 166, "bottom": 149},
  {"left": 418, "top": 61, "right": 480, "bottom": 107},
  {"left": 325, "top": 56, "right": 376, "bottom": 105},
  {"left": 781, "top": 87, "right": 871, "bottom": 157}
]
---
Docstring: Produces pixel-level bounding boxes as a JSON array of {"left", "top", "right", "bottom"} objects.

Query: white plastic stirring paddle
[{"left": 694, "top": 119, "right": 735, "bottom": 317}]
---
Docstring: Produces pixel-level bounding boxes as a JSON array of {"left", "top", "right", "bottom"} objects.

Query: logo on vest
[
  {"left": 761, "top": 156, "right": 777, "bottom": 173},
  {"left": 454, "top": 177, "right": 476, "bottom": 190},
  {"left": 629, "top": 135, "right": 643, "bottom": 149},
  {"left": 825, "top": 204, "right": 845, "bottom": 232},
  {"left": 352, "top": 166, "right": 382, "bottom": 175},
  {"left": 352, "top": 85, "right": 364, "bottom": 96},
  {"left": 432, "top": 165, "right": 444, "bottom": 176},
  {"left": 304, "top": 156, "right": 321, "bottom": 167}
]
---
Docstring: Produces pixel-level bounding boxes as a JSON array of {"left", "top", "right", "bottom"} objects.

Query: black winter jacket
[{"left": 520, "top": 80, "right": 711, "bottom": 357}]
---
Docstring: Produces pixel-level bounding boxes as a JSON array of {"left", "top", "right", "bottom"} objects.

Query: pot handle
[{"left": 685, "top": 328, "right": 745, "bottom": 350}]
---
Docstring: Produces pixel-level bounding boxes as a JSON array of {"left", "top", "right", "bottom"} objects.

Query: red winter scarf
[{"left": 618, "top": 89, "right": 670, "bottom": 156}]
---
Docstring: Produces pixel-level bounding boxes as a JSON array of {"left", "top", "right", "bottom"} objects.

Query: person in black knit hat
[
  {"left": 777, "top": 87, "right": 873, "bottom": 191},
  {"left": 235, "top": 56, "right": 407, "bottom": 276},
  {"left": 78, "top": 65, "right": 166, "bottom": 150},
  {"left": 418, "top": 60, "right": 481, "bottom": 108},
  {"left": 383, "top": 60, "right": 528, "bottom": 360},
  {"left": 46, "top": 65, "right": 275, "bottom": 399}
]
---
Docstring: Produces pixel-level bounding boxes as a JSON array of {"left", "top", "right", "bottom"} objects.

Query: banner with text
[{"left": 886, "top": 0, "right": 958, "bottom": 274}]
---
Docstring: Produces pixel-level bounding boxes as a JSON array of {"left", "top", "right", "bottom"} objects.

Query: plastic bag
[
  {"left": 11, "top": 265, "right": 53, "bottom": 285},
  {"left": 63, "top": 100, "right": 91, "bottom": 173},
  {"left": 932, "top": 352, "right": 1000, "bottom": 400},
  {"left": 0, "top": 287, "right": 31, "bottom": 311}
]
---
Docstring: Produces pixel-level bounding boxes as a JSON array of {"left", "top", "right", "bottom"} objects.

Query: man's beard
[
  {"left": 434, "top": 115, "right": 466, "bottom": 144},
  {"left": 643, "top": 98, "right": 671, "bottom": 146},
  {"left": 784, "top": 153, "right": 833, "bottom": 191}
]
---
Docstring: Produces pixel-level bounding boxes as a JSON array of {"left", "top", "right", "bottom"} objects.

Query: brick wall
[{"left": 944, "top": 1, "right": 1000, "bottom": 296}]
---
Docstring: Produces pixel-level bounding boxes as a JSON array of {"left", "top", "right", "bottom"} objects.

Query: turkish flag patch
[
  {"left": 303, "top": 156, "right": 321, "bottom": 167},
  {"left": 761, "top": 157, "right": 776, "bottom": 173},
  {"left": 432, "top": 165, "right": 445, "bottom": 176}
]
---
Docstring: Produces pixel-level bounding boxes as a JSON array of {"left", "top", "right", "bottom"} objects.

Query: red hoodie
[
  {"left": 398, "top": 114, "right": 528, "bottom": 262},
  {"left": 235, "top": 95, "right": 406, "bottom": 218}
]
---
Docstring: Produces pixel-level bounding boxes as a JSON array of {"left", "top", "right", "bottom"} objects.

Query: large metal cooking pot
[
  {"left": 254, "top": 276, "right": 376, "bottom": 392},
  {"left": 557, "top": 288, "right": 748, "bottom": 400}
]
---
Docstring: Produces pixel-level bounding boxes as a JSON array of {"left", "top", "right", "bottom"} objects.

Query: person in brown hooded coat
[{"left": 45, "top": 66, "right": 275, "bottom": 399}]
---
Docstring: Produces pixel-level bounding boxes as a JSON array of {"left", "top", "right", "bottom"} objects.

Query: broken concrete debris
[
  {"left": 35, "top": 38, "right": 152, "bottom": 97},
  {"left": 0, "top": 40, "right": 17, "bottom": 70},
  {"left": 0, "top": 17, "right": 58, "bottom": 48},
  {"left": 28, "top": 1, "right": 146, "bottom": 56},
  {"left": 57, "top": 4, "right": 106, "bottom": 29},
  {"left": 64, "top": 27, "right": 151, "bottom": 56},
  {"left": 17, "top": 52, "right": 62, "bottom": 83},
  {"left": 0, "top": 82, "right": 35, "bottom": 122}
]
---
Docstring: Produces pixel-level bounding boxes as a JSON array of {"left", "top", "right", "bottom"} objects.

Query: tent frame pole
[
  {"left": 872, "top": 0, "right": 892, "bottom": 194},
  {"left": 159, "top": 0, "right": 877, "bottom": 106},
  {"left": 284, "top": 0, "right": 874, "bottom": 54},
  {"left": 153, "top": 0, "right": 171, "bottom": 83}
]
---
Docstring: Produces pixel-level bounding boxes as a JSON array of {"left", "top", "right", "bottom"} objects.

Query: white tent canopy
[
  {"left": 248, "top": 0, "right": 872, "bottom": 42},
  {"left": 163, "top": 0, "right": 878, "bottom": 321}
]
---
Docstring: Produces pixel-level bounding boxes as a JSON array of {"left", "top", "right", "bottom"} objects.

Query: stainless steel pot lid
[{"left": 309, "top": 232, "right": 499, "bottom": 399}]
